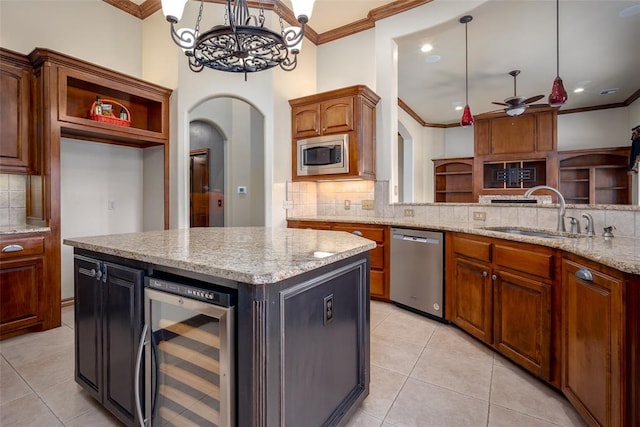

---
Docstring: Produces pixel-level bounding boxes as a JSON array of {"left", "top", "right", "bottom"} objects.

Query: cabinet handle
[
  {"left": 96, "top": 269, "right": 103, "bottom": 280},
  {"left": 352, "top": 231, "right": 363, "bottom": 237},
  {"left": 481, "top": 271, "right": 488, "bottom": 277},
  {"left": 575, "top": 268, "right": 593, "bottom": 282},
  {"left": 492, "top": 274, "right": 497, "bottom": 281},
  {"left": 134, "top": 323, "right": 148, "bottom": 427},
  {"left": 1, "top": 244, "right": 24, "bottom": 253},
  {"left": 79, "top": 267, "right": 97, "bottom": 278}
]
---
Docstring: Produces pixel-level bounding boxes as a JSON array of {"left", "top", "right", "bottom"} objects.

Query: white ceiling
[
  {"left": 292, "top": 0, "right": 639, "bottom": 125},
  {"left": 397, "top": 0, "right": 640, "bottom": 124}
]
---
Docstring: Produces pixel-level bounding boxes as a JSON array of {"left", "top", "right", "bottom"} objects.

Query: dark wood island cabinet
[{"left": 65, "top": 227, "right": 375, "bottom": 427}]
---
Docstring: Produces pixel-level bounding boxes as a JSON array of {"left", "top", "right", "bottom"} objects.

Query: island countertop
[{"left": 63, "top": 227, "right": 376, "bottom": 285}]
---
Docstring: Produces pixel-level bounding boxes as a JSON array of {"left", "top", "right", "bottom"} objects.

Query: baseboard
[{"left": 61, "top": 297, "right": 74, "bottom": 308}]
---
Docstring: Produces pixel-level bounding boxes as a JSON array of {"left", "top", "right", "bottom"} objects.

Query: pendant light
[
  {"left": 548, "top": 0, "right": 568, "bottom": 106},
  {"left": 459, "top": 15, "right": 474, "bottom": 127}
]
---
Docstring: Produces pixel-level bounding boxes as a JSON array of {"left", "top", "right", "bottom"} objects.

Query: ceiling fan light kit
[
  {"left": 160, "top": 0, "right": 314, "bottom": 76},
  {"left": 548, "top": 0, "right": 568, "bottom": 106},
  {"left": 459, "top": 15, "right": 474, "bottom": 127}
]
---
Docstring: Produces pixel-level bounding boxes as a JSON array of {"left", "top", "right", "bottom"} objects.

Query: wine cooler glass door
[{"left": 144, "top": 288, "right": 235, "bottom": 427}]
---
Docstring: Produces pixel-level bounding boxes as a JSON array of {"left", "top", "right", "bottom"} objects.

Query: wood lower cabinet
[
  {"left": 447, "top": 233, "right": 558, "bottom": 383},
  {"left": 0, "top": 234, "right": 59, "bottom": 339},
  {"left": 287, "top": 220, "right": 390, "bottom": 300},
  {"left": 562, "top": 255, "right": 639, "bottom": 427},
  {"left": 74, "top": 252, "right": 144, "bottom": 427}
]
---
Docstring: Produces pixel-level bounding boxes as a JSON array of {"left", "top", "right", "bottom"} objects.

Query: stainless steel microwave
[{"left": 297, "top": 134, "right": 349, "bottom": 176}]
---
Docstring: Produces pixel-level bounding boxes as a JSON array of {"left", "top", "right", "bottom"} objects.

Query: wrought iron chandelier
[{"left": 161, "top": 0, "right": 315, "bottom": 75}]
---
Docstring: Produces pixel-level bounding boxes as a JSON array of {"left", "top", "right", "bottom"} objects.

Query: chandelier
[{"left": 161, "top": 0, "right": 315, "bottom": 75}]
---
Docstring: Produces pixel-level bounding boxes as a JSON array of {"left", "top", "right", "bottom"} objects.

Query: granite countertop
[
  {"left": 0, "top": 224, "right": 51, "bottom": 236},
  {"left": 289, "top": 216, "right": 640, "bottom": 275},
  {"left": 63, "top": 227, "right": 376, "bottom": 285}
]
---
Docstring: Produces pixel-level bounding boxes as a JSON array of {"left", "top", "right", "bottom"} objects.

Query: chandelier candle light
[
  {"left": 548, "top": 0, "right": 567, "bottom": 106},
  {"left": 161, "top": 0, "right": 315, "bottom": 77}
]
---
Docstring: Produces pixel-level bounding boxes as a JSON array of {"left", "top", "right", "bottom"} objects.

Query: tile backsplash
[
  {"left": 0, "top": 174, "right": 27, "bottom": 226},
  {"left": 286, "top": 180, "right": 640, "bottom": 238}
]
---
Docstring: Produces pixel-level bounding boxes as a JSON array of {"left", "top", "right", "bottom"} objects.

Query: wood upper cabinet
[
  {"left": 562, "top": 255, "right": 627, "bottom": 427},
  {"left": 474, "top": 109, "right": 557, "bottom": 157},
  {"left": 0, "top": 48, "right": 35, "bottom": 174},
  {"left": 289, "top": 85, "right": 380, "bottom": 181},
  {"left": 0, "top": 235, "right": 45, "bottom": 336},
  {"left": 287, "top": 220, "right": 390, "bottom": 300},
  {"left": 447, "top": 233, "right": 558, "bottom": 383},
  {"left": 292, "top": 96, "right": 354, "bottom": 139}
]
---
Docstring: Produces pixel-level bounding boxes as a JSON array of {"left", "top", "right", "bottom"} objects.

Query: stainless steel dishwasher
[{"left": 390, "top": 228, "right": 444, "bottom": 320}]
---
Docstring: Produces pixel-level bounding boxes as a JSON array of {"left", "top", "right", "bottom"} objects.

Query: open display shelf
[
  {"left": 433, "top": 158, "right": 474, "bottom": 203},
  {"left": 558, "top": 147, "right": 631, "bottom": 205}
]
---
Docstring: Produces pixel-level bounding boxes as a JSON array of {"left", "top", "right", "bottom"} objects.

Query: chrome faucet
[
  {"left": 582, "top": 213, "right": 595, "bottom": 236},
  {"left": 523, "top": 185, "right": 566, "bottom": 232}
]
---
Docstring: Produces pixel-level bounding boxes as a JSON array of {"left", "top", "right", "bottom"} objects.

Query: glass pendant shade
[
  {"left": 291, "top": 0, "right": 316, "bottom": 20},
  {"left": 548, "top": 76, "right": 568, "bottom": 106},
  {"left": 460, "top": 105, "right": 474, "bottom": 127},
  {"left": 161, "top": 0, "right": 188, "bottom": 22}
]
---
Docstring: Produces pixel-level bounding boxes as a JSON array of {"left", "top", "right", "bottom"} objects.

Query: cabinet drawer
[
  {"left": 332, "top": 225, "right": 384, "bottom": 243},
  {"left": 494, "top": 244, "right": 553, "bottom": 279},
  {"left": 0, "top": 237, "right": 45, "bottom": 260},
  {"left": 452, "top": 236, "right": 491, "bottom": 262}
]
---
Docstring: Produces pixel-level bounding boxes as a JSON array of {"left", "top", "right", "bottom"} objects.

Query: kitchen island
[{"left": 64, "top": 227, "right": 376, "bottom": 427}]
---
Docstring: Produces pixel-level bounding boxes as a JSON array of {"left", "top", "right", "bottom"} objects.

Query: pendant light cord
[
  {"left": 556, "top": 0, "right": 560, "bottom": 77},
  {"left": 465, "top": 20, "right": 469, "bottom": 105}
]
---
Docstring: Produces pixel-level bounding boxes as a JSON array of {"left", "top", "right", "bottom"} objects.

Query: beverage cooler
[{"left": 136, "top": 275, "right": 235, "bottom": 427}]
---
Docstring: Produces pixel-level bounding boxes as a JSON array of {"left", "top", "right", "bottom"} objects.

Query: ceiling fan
[{"left": 491, "top": 70, "right": 547, "bottom": 116}]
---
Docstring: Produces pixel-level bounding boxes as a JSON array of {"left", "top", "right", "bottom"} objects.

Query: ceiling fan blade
[
  {"left": 523, "top": 94, "right": 544, "bottom": 104},
  {"left": 491, "top": 101, "right": 509, "bottom": 106},
  {"left": 528, "top": 103, "right": 549, "bottom": 108}
]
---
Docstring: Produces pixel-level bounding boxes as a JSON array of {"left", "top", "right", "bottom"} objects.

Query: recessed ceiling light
[
  {"left": 600, "top": 88, "right": 618, "bottom": 95},
  {"left": 421, "top": 44, "right": 433, "bottom": 53},
  {"left": 425, "top": 55, "right": 441, "bottom": 63},
  {"left": 455, "top": 106, "right": 463, "bottom": 111},
  {"left": 574, "top": 88, "right": 584, "bottom": 93}
]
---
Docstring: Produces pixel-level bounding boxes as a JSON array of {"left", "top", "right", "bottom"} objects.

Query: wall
[
  {"left": 60, "top": 139, "right": 143, "bottom": 299},
  {"left": 558, "top": 108, "right": 632, "bottom": 150}
]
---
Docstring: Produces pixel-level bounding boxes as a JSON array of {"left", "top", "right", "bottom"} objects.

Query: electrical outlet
[
  {"left": 323, "top": 294, "right": 334, "bottom": 325},
  {"left": 362, "top": 200, "right": 374, "bottom": 210},
  {"left": 404, "top": 208, "right": 415, "bottom": 217},
  {"left": 344, "top": 200, "right": 351, "bottom": 210},
  {"left": 237, "top": 186, "right": 247, "bottom": 194},
  {"left": 473, "top": 211, "right": 486, "bottom": 221},
  {"left": 283, "top": 200, "right": 293, "bottom": 209}
]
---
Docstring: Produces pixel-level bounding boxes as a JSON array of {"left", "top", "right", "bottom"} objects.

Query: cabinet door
[
  {"left": 0, "top": 60, "right": 32, "bottom": 173},
  {"left": 450, "top": 256, "right": 493, "bottom": 344},
  {"left": 321, "top": 96, "right": 354, "bottom": 135},
  {"left": 0, "top": 257, "right": 44, "bottom": 333},
  {"left": 102, "top": 262, "right": 144, "bottom": 426},
  {"left": 74, "top": 256, "right": 102, "bottom": 400},
  {"left": 292, "top": 104, "right": 321, "bottom": 139},
  {"left": 490, "top": 115, "right": 536, "bottom": 155},
  {"left": 493, "top": 270, "right": 551, "bottom": 380},
  {"left": 562, "top": 259, "right": 624, "bottom": 427}
]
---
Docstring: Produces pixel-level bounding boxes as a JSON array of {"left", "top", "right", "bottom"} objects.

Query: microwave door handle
[{"left": 135, "top": 323, "right": 148, "bottom": 427}]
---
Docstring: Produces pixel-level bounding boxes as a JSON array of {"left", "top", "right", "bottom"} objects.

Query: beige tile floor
[{"left": 0, "top": 302, "right": 586, "bottom": 427}]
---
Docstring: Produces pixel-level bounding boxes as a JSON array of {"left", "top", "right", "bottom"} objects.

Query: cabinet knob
[
  {"left": 575, "top": 268, "right": 593, "bottom": 282},
  {"left": 492, "top": 274, "right": 497, "bottom": 281},
  {"left": 352, "top": 231, "right": 363, "bottom": 237},
  {"left": 481, "top": 271, "right": 488, "bottom": 277}
]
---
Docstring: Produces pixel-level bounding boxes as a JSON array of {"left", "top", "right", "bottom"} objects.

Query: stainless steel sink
[{"left": 482, "top": 226, "right": 584, "bottom": 239}]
